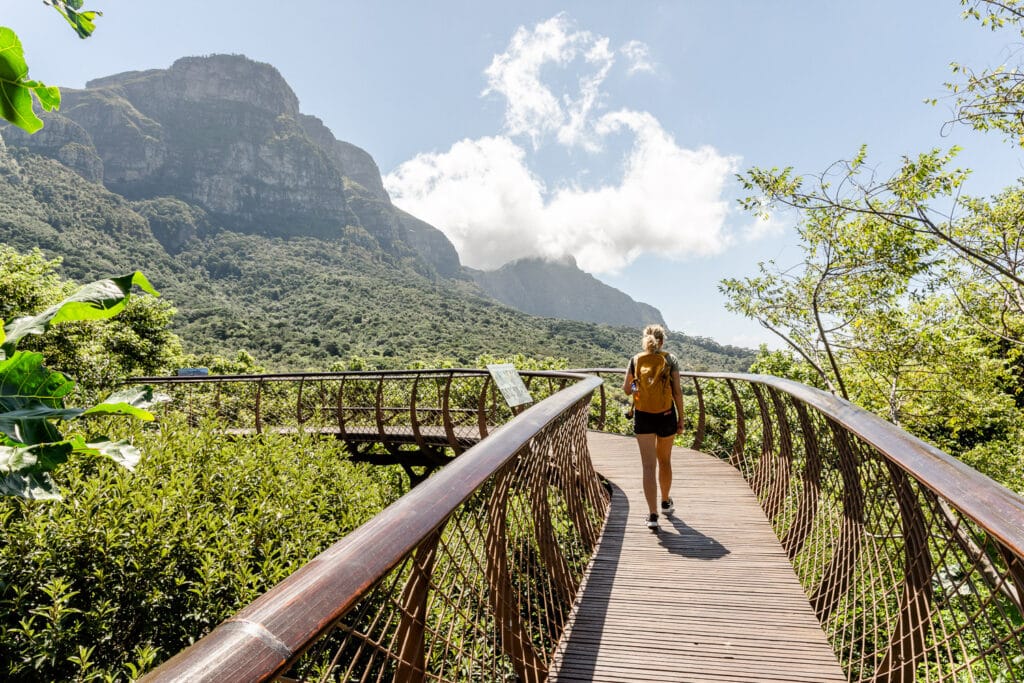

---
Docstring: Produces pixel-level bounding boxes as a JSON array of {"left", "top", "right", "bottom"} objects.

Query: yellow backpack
[{"left": 633, "top": 351, "right": 673, "bottom": 413}]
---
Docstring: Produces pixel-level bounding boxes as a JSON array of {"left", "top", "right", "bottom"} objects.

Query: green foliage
[
  {"left": 0, "top": 2, "right": 101, "bottom": 133},
  {"left": 0, "top": 413, "right": 401, "bottom": 682},
  {"left": 0, "top": 27, "right": 60, "bottom": 134},
  {"left": 46, "top": 0, "right": 103, "bottom": 40},
  {"left": 0, "top": 153, "right": 754, "bottom": 373},
  {"left": 0, "top": 269, "right": 161, "bottom": 499},
  {"left": 939, "top": 1, "right": 1024, "bottom": 146},
  {"left": 723, "top": 2, "right": 1024, "bottom": 495},
  {"left": 0, "top": 247, "right": 183, "bottom": 395}
]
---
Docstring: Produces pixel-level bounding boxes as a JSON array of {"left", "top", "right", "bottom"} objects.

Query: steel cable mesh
[
  {"left": 692, "top": 376, "right": 1024, "bottom": 682},
  {"left": 274, "top": 397, "right": 606, "bottom": 682}
]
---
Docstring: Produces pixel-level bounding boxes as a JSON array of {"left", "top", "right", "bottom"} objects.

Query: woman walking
[{"left": 623, "top": 324, "right": 684, "bottom": 530}]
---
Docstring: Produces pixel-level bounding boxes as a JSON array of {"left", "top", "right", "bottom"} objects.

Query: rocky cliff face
[
  {"left": 1, "top": 54, "right": 460, "bottom": 275},
  {"left": 470, "top": 256, "right": 666, "bottom": 328}
]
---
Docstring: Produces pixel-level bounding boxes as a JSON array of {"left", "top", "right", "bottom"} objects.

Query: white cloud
[
  {"left": 482, "top": 13, "right": 618, "bottom": 151},
  {"left": 384, "top": 136, "right": 547, "bottom": 269},
  {"left": 482, "top": 14, "right": 581, "bottom": 147},
  {"left": 385, "top": 14, "right": 746, "bottom": 275},
  {"left": 621, "top": 40, "right": 655, "bottom": 75},
  {"left": 385, "top": 113, "right": 740, "bottom": 274}
]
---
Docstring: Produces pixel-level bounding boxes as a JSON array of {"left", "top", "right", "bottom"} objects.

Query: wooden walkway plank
[{"left": 548, "top": 431, "right": 846, "bottom": 683}]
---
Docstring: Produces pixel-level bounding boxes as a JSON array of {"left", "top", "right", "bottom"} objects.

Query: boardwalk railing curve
[
  {"left": 140, "top": 369, "right": 609, "bottom": 682},
  {"left": 139, "top": 368, "right": 1024, "bottom": 681},
  {"left": 671, "top": 369, "right": 1024, "bottom": 682}
]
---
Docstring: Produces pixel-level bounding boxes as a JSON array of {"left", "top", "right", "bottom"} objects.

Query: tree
[
  {"left": 721, "top": 1, "right": 1024, "bottom": 479},
  {"left": 722, "top": 152, "right": 937, "bottom": 399},
  {"left": 0, "top": 1, "right": 102, "bottom": 133}
]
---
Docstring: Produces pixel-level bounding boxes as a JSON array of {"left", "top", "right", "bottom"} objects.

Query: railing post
[
  {"left": 441, "top": 372, "right": 462, "bottom": 454},
  {"left": 763, "top": 387, "right": 794, "bottom": 522},
  {"left": 295, "top": 376, "right": 305, "bottom": 430},
  {"left": 394, "top": 526, "right": 445, "bottom": 683},
  {"left": 726, "top": 379, "right": 746, "bottom": 470},
  {"left": 477, "top": 374, "right": 492, "bottom": 439},
  {"left": 873, "top": 462, "right": 933, "bottom": 683},
  {"left": 375, "top": 374, "right": 385, "bottom": 438},
  {"left": 810, "top": 421, "right": 865, "bottom": 620},
  {"left": 690, "top": 376, "right": 705, "bottom": 451},
  {"left": 749, "top": 384, "right": 776, "bottom": 503},
  {"left": 486, "top": 461, "right": 547, "bottom": 682},
  {"left": 781, "top": 399, "right": 822, "bottom": 559},
  {"left": 529, "top": 429, "right": 575, "bottom": 608},
  {"left": 408, "top": 373, "right": 428, "bottom": 452},
  {"left": 254, "top": 380, "right": 263, "bottom": 434},
  {"left": 335, "top": 375, "right": 347, "bottom": 439}
]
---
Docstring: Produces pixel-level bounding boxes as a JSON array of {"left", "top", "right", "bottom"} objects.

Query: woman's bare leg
[
  {"left": 636, "top": 433, "right": 658, "bottom": 514},
  {"left": 656, "top": 435, "right": 674, "bottom": 503}
]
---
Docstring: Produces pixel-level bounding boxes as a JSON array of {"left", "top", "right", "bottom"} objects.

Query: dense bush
[{"left": 0, "top": 413, "right": 404, "bottom": 681}]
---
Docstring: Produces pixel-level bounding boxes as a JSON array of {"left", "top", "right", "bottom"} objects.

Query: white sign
[{"left": 486, "top": 363, "right": 533, "bottom": 408}]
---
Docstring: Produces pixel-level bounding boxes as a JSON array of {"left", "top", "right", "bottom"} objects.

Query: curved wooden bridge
[{"left": 133, "top": 369, "right": 1024, "bottom": 682}]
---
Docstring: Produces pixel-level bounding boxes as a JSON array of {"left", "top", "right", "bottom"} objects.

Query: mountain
[
  {"left": 0, "top": 54, "right": 753, "bottom": 372},
  {"left": 470, "top": 256, "right": 666, "bottom": 328}
]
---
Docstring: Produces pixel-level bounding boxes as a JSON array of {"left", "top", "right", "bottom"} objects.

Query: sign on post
[{"left": 486, "top": 363, "right": 533, "bottom": 408}]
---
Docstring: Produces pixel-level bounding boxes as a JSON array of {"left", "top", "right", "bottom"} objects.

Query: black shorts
[{"left": 634, "top": 406, "right": 677, "bottom": 437}]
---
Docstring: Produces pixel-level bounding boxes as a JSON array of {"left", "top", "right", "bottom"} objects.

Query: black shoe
[
  {"left": 646, "top": 513, "right": 660, "bottom": 530},
  {"left": 661, "top": 498, "right": 675, "bottom": 516}
]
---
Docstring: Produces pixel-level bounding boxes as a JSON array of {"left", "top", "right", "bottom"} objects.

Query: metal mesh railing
[
  {"left": 682, "top": 372, "right": 1024, "bottom": 682},
  {"left": 136, "top": 367, "right": 1024, "bottom": 681},
  {"left": 139, "top": 370, "right": 608, "bottom": 682}
]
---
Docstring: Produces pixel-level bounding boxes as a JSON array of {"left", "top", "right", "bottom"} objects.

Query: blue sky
[{"left": 7, "top": 1, "right": 1024, "bottom": 348}]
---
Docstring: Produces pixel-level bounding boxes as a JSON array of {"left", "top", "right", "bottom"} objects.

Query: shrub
[{"left": 0, "top": 413, "right": 403, "bottom": 681}]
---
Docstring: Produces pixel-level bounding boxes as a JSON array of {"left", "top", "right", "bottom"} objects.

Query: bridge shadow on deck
[{"left": 548, "top": 432, "right": 845, "bottom": 683}]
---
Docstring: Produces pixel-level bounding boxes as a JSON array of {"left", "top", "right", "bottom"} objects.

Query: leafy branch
[
  {"left": 1, "top": 272, "right": 162, "bottom": 500},
  {"left": 0, "top": 1, "right": 102, "bottom": 133}
]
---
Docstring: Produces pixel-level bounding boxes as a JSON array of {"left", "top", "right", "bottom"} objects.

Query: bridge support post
[
  {"left": 394, "top": 526, "right": 444, "bottom": 683},
  {"left": 726, "top": 379, "right": 747, "bottom": 471},
  {"left": 486, "top": 461, "right": 547, "bottom": 683},
  {"left": 781, "top": 400, "right": 822, "bottom": 559},
  {"left": 874, "top": 462, "right": 932, "bottom": 682},
  {"left": 810, "top": 422, "right": 865, "bottom": 620}
]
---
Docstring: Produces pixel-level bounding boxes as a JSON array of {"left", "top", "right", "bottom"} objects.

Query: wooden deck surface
[{"left": 548, "top": 431, "right": 846, "bottom": 682}]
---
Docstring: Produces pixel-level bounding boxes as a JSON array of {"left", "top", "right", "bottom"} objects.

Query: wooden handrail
[{"left": 141, "top": 372, "right": 605, "bottom": 682}]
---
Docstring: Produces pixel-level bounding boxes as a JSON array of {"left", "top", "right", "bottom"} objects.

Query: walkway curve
[{"left": 549, "top": 431, "right": 845, "bottom": 682}]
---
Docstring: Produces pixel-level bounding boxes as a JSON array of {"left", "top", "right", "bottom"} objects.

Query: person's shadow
[
  {"left": 552, "top": 482, "right": 730, "bottom": 680},
  {"left": 658, "top": 514, "right": 730, "bottom": 559}
]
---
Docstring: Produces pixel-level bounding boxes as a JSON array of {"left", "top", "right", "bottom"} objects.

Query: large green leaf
[
  {"left": 0, "top": 352, "right": 75, "bottom": 444},
  {"left": 0, "top": 470, "right": 60, "bottom": 500},
  {"left": 0, "top": 441, "right": 72, "bottom": 475},
  {"left": 1, "top": 442, "right": 71, "bottom": 499},
  {"left": 80, "top": 439, "right": 141, "bottom": 470},
  {"left": 0, "top": 27, "right": 60, "bottom": 134},
  {"left": 2, "top": 271, "right": 158, "bottom": 354},
  {"left": 81, "top": 386, "right": 161, "bottom": 421},
  {"left": 0, "top": 351, "right": 75, "bottom": 408}
]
